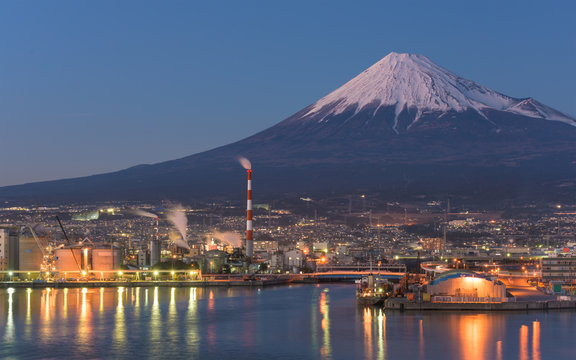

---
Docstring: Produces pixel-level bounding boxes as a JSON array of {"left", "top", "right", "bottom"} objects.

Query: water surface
[{"left": 0, "top": 284, "right": 574, "bottom": 359}]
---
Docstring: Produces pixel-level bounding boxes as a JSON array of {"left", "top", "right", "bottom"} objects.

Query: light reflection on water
[
  {"left": 532, "top": 320, "right": 541, "bottom": 360},
  {"left": 319, "top": 290, "right": 331, "bottom": 359},
  {"left": 114, "top": 287, "right": 125, "bottom": 352},
  {"left": 4, "top": 288, "right": 14, "bottom": 342},
  {"left": 362, "top": 305, "right": 387, "bottom": 360},
  {"left": 0, "top": 285, "right": 574, "bottom": 359}
]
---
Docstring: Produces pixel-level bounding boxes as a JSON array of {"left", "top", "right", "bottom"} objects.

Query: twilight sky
[{"left": 0, "top": 0, "right": 574, "bottom": 187}]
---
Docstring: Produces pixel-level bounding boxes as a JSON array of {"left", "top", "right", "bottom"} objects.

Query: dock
[
  {"left": 385, "top": 298, "right": 576, "bottom": 311},
  {"left": 0, "top": 276, "right": 292, "bottom": 289},
  {"left": 0, "top": 270, "right": 405, "bottom": 289}
]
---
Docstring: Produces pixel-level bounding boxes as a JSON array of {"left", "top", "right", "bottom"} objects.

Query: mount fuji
[{"left": 2, "top": 53, "right": 576, "bottom": 203}]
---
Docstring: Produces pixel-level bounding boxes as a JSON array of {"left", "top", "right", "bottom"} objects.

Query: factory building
[
  {"left": 428, "top": 270, "right": 507, "bottom": 303},
  {"left": 201, "top": 250, "right": 228, "bottom": 273},
  {"left": 1, "top": 223, "right": 124, "bottom": 276},
  {"left": 19, "top": 235, "right": 45, "bottom": 271},
  {"left": 253, "top": 240, "right": 279, "bottom": 253},
  {"left": 285, "top": 249, "right": 304, "bottom": 269},
  {"left": 0, "top": 226, "right": 20, "bottom": 272},
  {"left": 137, "top": 249, "right": 148, "bottom": 267},
  {"left": 541, "top": 257, "right": 576, "bottom": 283},
  {"left": 270, "top": 253, "right": 285, "bottom": 271},
  {"left": 0, "top": 226, "right": 51, "bottom": 276}
]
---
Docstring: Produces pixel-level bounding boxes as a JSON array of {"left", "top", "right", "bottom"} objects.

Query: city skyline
[{"left": 1, "top": 0, "right": 575, "bottom": 187}]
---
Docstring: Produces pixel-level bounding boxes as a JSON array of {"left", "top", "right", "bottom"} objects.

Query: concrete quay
[
  {"left": 0, "top": 278, "right": 291, "bottom": 289},
  {"left": 385, "top": 298, "right": 576, "bottom": 311}
]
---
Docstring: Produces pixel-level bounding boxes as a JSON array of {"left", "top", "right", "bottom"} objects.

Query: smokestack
[
  {"left": 155, "top": 217, "right": 159, "bottom": 241},
  {"left": 238, "top": 156, "right": 254, "bottom": 259},
  {"left": 246, "top": 169, "right": 253, "bottom": 258}
]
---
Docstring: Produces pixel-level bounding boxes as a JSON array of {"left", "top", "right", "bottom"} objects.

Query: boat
[{"left": 356, "top": 273, "right": 394, "bottom": 306}]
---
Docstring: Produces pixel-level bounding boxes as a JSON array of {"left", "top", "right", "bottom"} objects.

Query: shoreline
[
  {"left": 385, "top": 298, "right": 576, "bottom": 311},
  {"left": 0, "top": 278, "right": 293, "bottom": 288}
]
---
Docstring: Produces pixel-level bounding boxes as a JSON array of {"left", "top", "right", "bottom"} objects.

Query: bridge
[{"left": 316, "top": 264, "right": 407, "bottom": 273}]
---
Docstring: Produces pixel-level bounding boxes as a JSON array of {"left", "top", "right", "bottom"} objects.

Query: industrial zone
[{"left": 2, "top": 161, "right": 576, "bottom": 311}]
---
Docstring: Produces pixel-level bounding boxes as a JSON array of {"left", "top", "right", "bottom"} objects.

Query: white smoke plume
[
  {"left": 166, "top": 204, "right": 188, "bottom": 242},
  {"left": 131, "top": 209, "right": 158, "bottom": 219},
  {"left": 237, "top": 156, "right": 252, "bottom": 170},
  {"left": 207, "top": 231, "right": 242, "bottom": 248},
  {"left": 169, "top": 230, "right": 191, "bottom": 250}
]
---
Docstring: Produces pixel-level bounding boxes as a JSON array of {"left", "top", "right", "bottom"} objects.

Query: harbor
[
  {"left": 356, "top": 267, "right": 576, "bottom": 311},
  {"left": 385, "top": 297, "right": 576, "bottom": 311},
  {"left": 0, "top": 271, "right": 392, "bottom": 289}
]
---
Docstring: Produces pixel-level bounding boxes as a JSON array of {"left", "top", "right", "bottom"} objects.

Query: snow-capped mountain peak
[{"left": 305, "top": 52, "right": 575, "bottom": 127}]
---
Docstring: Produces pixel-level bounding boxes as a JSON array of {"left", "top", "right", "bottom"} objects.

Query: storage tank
[
  {"left": 18, "top": 235, "right": 44, "bottom": 271},
  {"left": 91, "top": 248, "right": 122, "bottom": 271},
  {"left": 54, "top": 247, "right": 84, "bottom": 272}
]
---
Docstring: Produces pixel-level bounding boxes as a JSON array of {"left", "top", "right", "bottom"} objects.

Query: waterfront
[{"left": 0, "top": 284, "right": 574, "bottom": 359}]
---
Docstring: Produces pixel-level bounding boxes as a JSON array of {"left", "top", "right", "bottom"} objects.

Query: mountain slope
[
  {"left": 302, "top": 53, "right": 574, "bottom": 131},
  {"left": 2, "top": 53, "right": 575, "bottom": 203}
]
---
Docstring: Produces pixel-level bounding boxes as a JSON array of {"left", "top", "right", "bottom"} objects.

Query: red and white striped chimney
[
  {"left": 155, "top": 217, "right": 159, "bottom": 241},
  {"left": 246, "top": 169, "right": 253, "bottom": 258}
]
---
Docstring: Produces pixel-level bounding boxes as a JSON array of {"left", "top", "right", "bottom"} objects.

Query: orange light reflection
[
  {"left": 519, "top": 325, "right": 529, "bottom": 360},
  {"left": 532, "top": 321, "right": 541, "bottom": 360},
  {"left": 363, "top": 308, "right": 372, "bottom": 360}
]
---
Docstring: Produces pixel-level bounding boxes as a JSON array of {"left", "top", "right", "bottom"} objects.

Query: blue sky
[{"left": 0, "top": 0, "right": 574, "bottom": 186}]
